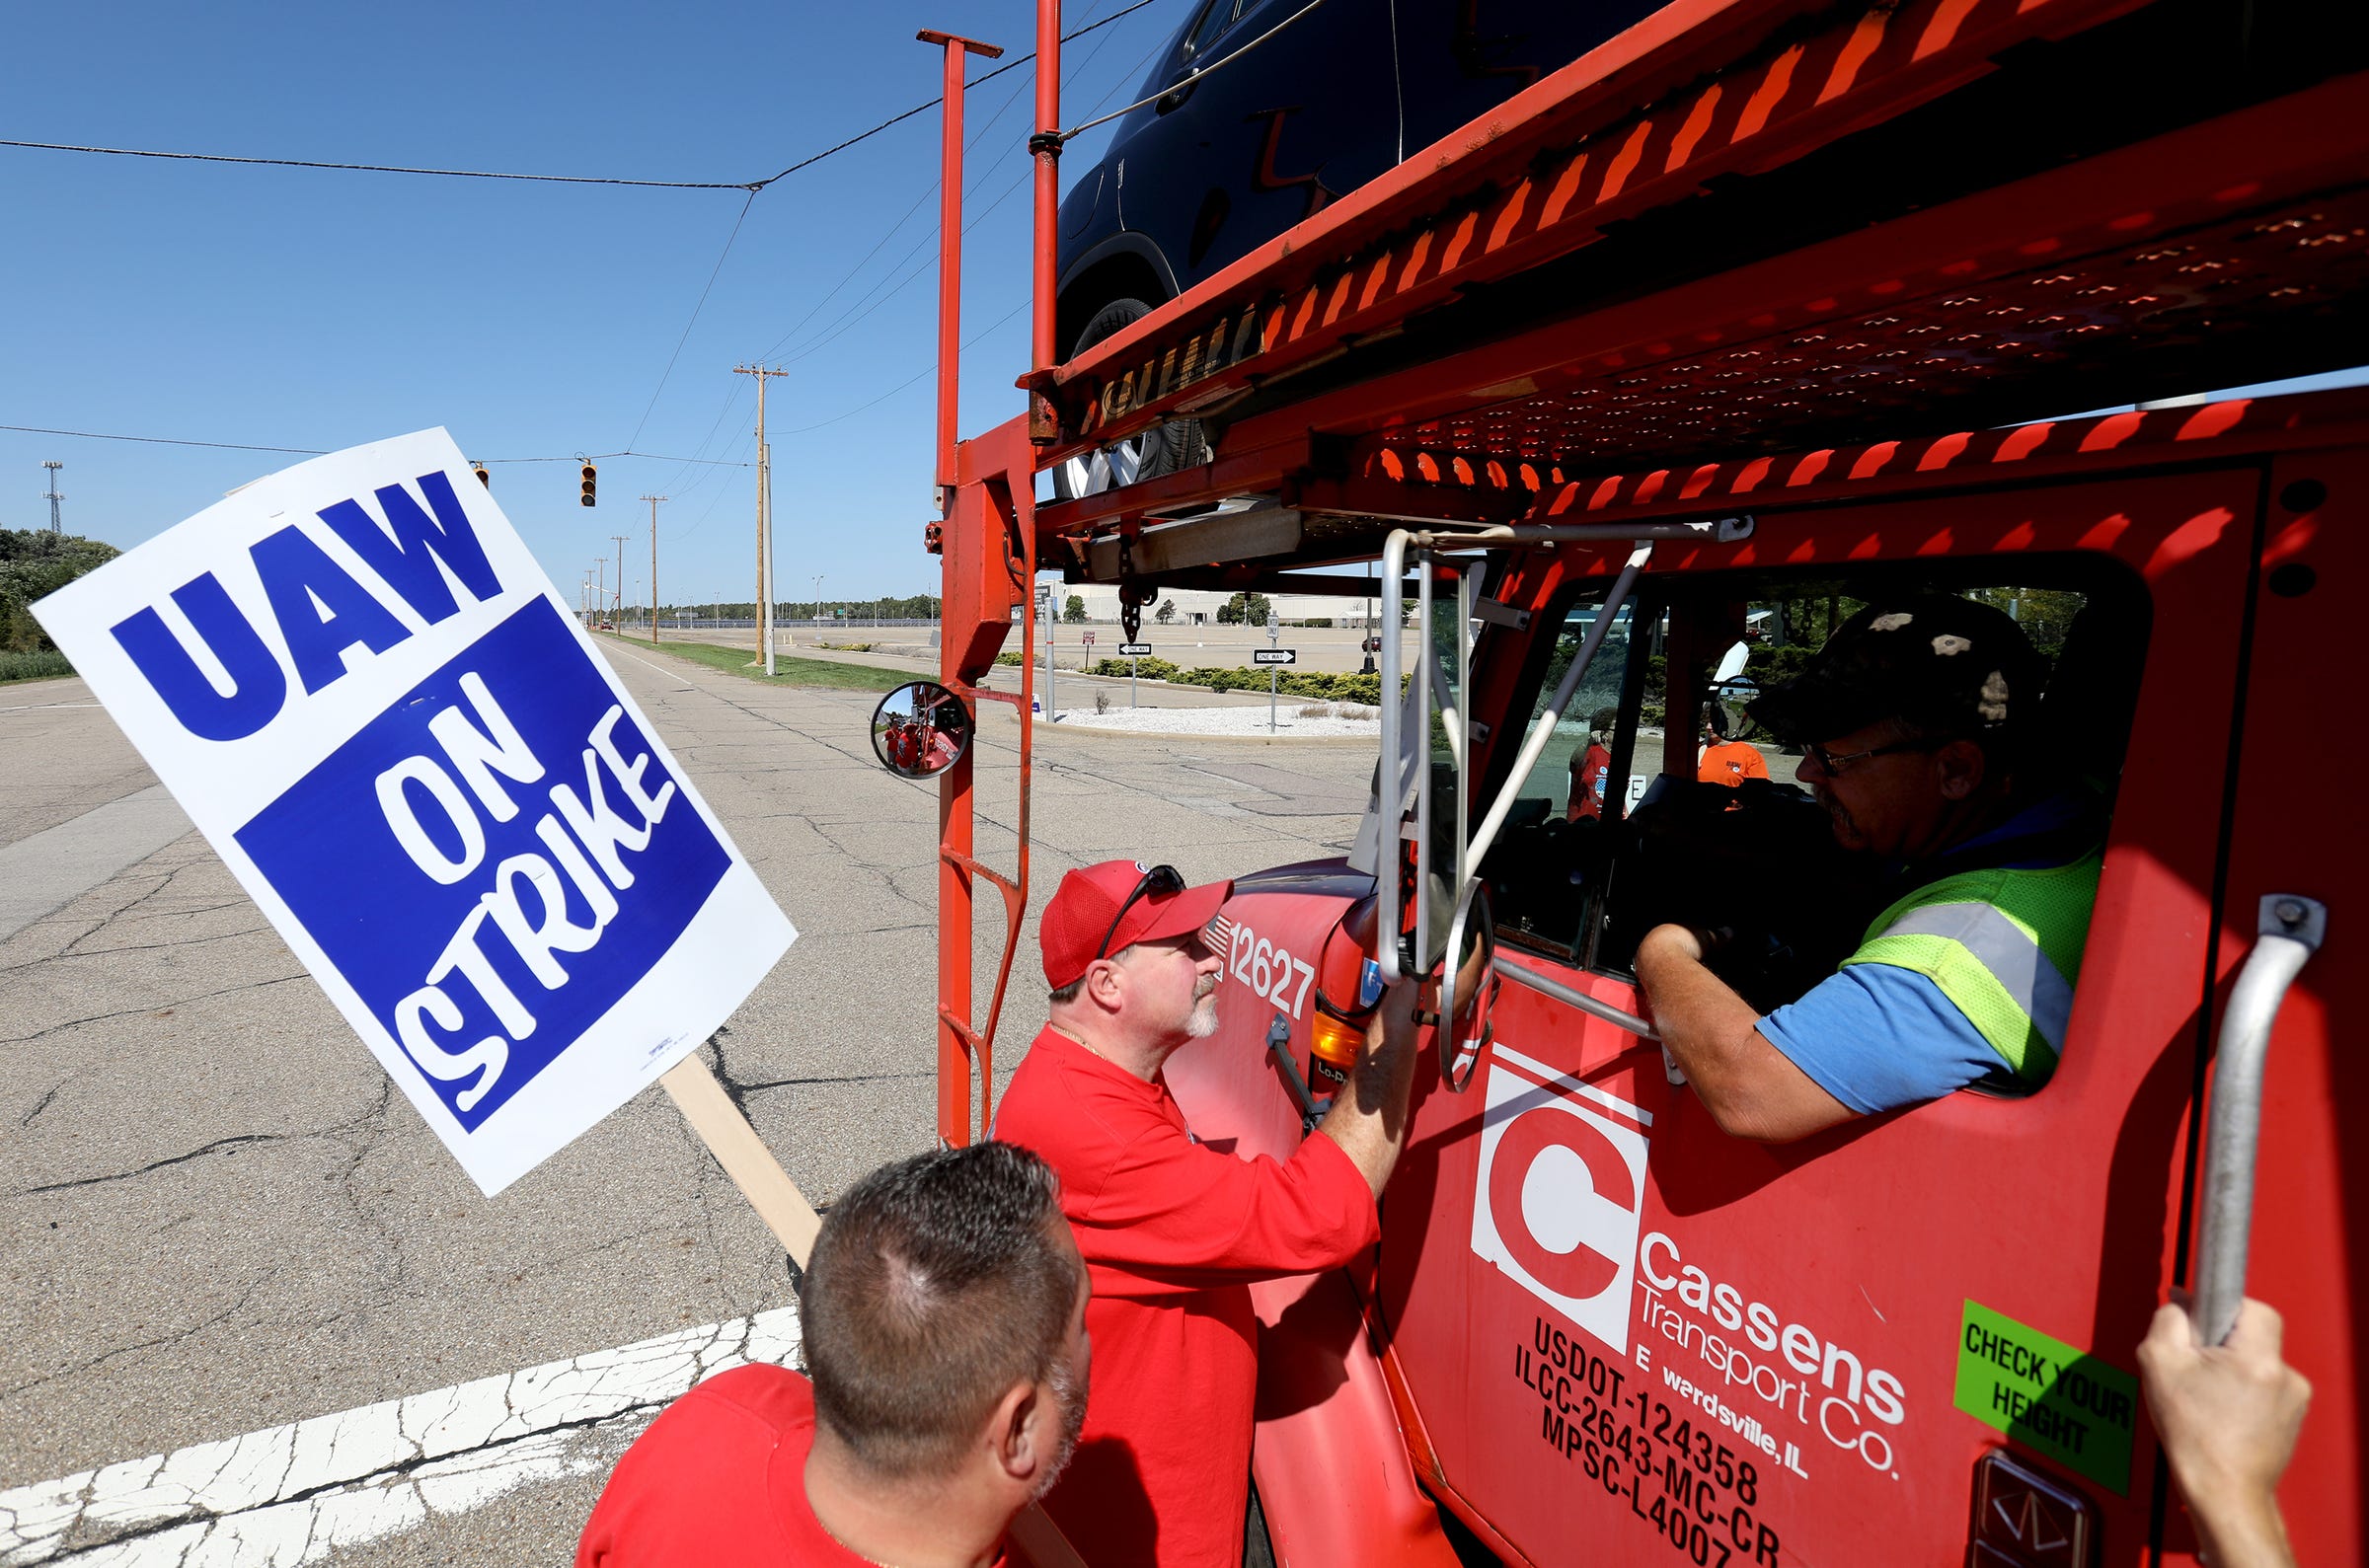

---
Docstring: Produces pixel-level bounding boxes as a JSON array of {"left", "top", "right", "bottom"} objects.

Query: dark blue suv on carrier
[{"left": 1052, "top": 0, "right": 1666, "bottom": 494}]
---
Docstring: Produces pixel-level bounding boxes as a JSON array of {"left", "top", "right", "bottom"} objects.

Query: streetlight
[{"left": 812, "top": 574, "right": 826, "bottom": 628}]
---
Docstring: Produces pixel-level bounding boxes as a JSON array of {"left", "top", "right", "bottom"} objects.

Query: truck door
[
  {"left": 2189, "top": 448, "right": 2362, "bottom": 1567},
  {"left": 1377, "top": 468, "right": 2263, "bottom": 1566}
]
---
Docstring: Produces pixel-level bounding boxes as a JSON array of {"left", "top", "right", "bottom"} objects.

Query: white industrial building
[{"left": 1042, "top": 582, "right": 1384, "bottom": 626}]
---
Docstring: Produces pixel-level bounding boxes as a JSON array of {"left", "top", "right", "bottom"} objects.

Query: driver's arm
[{"left": 1635, "top": 924, "right": 1855, "bottom": 1143}]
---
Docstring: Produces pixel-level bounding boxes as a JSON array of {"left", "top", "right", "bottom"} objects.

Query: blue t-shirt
[
  {"left": 1758, "top": 963, "right": 2009, "bottom": 1115},
  {"left": 1756, "top": 790, "right": 2102, "bottom": 1115}
]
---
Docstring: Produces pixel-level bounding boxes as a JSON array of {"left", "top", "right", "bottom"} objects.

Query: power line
[
  {"left": 0, "top": 137, "right": 763, "bottom": 189},
  {"left": 763, "top": 13, "right": 1170, "bottom": 370},
  {"left": 743, "top": 0, "right": 1160, "bottom": 188},
  {"left": 0, "top": 423, "right": 323, "bottom": 455},
  {"left": 0, "top": 3, "right": 1164, "bottom": 195},
  {"left": 624, "top": 189, "right": 760, "bottom": 453},
  {"left": 749, "top": 61, "right": 1033, "bottom": 365},
  {"left": 629, "top": 1, "right": 1159, "bottom": 456},
  {"left": 0, "top": 423, "right": 749, "bottom": 467},
  {"left": 779, "top": 297, "right": 1032, "bottom": 438},
  {"left": 1059, "top": 0, "right": 1329, "bottom": 143}
]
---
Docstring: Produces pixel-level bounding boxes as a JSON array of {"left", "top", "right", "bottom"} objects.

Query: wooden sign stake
[{"left": 660, "top": 1056, "right": 821, "bottom": 1265}]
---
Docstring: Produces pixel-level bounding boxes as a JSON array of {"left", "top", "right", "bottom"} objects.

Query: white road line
[
  {"left": 0, "top": 1307, "right": 801, "bottom": 1566},
  {"left": 0, "top": 786, "right": 194, "bottom": 943},
  {"left": 0, "top": 703, "right": 103, "bottom": 712},
  {"left": 597, "top": 641, "right": 696, "bottom": 690}
]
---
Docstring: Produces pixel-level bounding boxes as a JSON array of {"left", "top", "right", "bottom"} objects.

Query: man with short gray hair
[{"left": 995, "top": 859, "right": 1419, "bottom": 1568}]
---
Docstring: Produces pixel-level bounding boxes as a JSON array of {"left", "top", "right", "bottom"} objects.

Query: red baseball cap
[{"left": 1041, "top": 859, "right": 1233, "bottom": 991}]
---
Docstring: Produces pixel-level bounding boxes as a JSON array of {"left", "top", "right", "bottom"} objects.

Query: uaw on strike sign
[{"left": 33, "top": 429, "right": 796, "bottom": 1195}]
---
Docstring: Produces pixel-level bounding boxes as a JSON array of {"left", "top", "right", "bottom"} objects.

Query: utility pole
[
  {"left": 594, "top": 559, "right": 607, "bottom": 627},
  {"left": 42, "top": 462, "right": 65, "bottom": 535},
  {"left": 608, "top": 534, "right": 630, "bottom": 628},
  {"left": 641, "top": 495, "right": 667, "bottom": 647},
  {"left": 735, "top": 364, "right": 789, "bottom": 677}
]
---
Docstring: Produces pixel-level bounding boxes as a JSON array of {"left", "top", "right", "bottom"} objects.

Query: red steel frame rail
[{"left": 924, "top": 29, "right": 1038, "bottom": 1149}]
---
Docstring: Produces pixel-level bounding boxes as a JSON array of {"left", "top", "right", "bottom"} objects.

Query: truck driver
[{"left": 1635, "top": 594, "right": 2101, "bottom": 1142}]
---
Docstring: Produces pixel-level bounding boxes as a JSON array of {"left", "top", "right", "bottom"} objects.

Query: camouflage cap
[{"left": 1746, "top": 594, "right": 2049, "bottom": 746}]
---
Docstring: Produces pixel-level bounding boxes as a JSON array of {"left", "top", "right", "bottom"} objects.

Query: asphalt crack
[{"left": 0, "top": 975, "right": 308, "bottom": 1048}]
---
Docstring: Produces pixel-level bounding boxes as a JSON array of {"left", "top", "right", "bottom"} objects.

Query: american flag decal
[{"left": 1204, "top": 913, "right": 1237, "bottom": 954}]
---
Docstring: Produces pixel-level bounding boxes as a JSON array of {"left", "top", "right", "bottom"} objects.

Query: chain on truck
[{"left": 872, "top": 1, "right": 2368, "bottom": 1563}]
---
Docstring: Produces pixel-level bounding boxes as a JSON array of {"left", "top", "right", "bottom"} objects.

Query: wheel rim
[{"left": 1057, "top": 430, "right": 1152, "bottom": 496}]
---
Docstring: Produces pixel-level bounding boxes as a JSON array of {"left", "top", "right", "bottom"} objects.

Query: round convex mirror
[
  {"left": 1437, "top": 880, "right": 1498, "bottom": 1093},
  {"left": 871, "top": 682, "right": 974, "bottom": 779}
]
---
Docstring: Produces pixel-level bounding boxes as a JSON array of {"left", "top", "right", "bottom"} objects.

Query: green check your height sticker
[{"left": 1954, "top": 1300, "right": 2140, "bottom": 1494}]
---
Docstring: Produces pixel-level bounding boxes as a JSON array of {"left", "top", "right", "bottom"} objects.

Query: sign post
[
  {"left": 32, "top": 429, "right": 801, "bottom": 1201},
  {"left": 1265, "top": 610, "right": 1280, "bottom": 731},
  {"left": 1118, "top": 641, "right": 1152, "bottom": 708}
]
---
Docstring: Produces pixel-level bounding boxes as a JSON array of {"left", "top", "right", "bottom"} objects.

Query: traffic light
[
  {"left": 579, "top": 462, "right": 597, "bottom": 508},
  {"left": 472, "top": 463, "right": 491, "bottom": 488}
]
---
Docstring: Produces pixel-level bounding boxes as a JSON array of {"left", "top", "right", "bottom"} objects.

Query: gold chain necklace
[{"left": 813, "top": 1515, "right": 912, "bottom": 1568}]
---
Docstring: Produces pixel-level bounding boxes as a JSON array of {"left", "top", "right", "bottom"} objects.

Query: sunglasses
[{"left": 1095, "top": 863, "right": 1186, "bottom": 962}]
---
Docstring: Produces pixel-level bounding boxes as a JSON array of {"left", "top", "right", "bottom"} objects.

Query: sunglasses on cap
[{"left": 1095, "top": 863, "right": 1186, "bottom": 962}]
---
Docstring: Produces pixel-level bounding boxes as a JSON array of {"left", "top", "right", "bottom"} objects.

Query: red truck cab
[{"left": 917, "top": 0, "right": 2368, "bottom": 1560}]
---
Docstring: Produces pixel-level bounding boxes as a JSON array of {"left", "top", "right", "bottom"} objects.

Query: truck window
[{"left": 1482, "top": 563, "right": 2148, "bottom": 1031}]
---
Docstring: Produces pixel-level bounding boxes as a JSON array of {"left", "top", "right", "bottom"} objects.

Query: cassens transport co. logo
[{"left": 1470, "top": 1043, "right": 1651, "bottom": 1353}]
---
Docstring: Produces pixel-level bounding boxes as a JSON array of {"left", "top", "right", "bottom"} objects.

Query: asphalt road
[{"left": 0, "top": 644, "right": 1375, "bottom": 1567}]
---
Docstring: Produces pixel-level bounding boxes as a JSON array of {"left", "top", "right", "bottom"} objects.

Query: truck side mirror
[
  {"left": 870, "top": 681, "right": 974, "bottom": 779},
  {"left": 1438, "top": 880, "right": 1496, "bottom": 1092}
]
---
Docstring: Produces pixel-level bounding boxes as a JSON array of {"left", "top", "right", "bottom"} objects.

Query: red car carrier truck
[{"left": 898, "top": 0, "right": 2369, "bottom": 1562}]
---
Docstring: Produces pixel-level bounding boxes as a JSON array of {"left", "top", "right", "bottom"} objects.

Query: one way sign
[{"left": 1254, "top": 648, "right": 1296, "bottom": 666}]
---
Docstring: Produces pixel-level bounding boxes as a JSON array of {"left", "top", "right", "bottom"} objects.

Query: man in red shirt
[
  {"left": 578, "top": 1142, "right": 1090, "bottom": 1568},
  {"left": 993, "top": 860, "right": 1420, "bottom": 1568}
]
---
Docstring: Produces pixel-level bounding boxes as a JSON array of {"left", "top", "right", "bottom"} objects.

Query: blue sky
[{"left": 4, "top": 0, "right": 1179, "bottom": 607}]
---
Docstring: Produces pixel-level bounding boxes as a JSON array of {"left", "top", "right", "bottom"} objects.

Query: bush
[
  {"left": 0, "top": 648, "right": 73, "bottom": 683},
  {"left": 1070, "top": 658, "right": 1393, "bottom": 706},
  {"left": 995, "top": 651, "right": 1025, "bottom": 666},
  {"left": 2, "top": 530, "right": 119, "bottom": 654},
  {"left": 1091, "top": 655, "right": 1181, "bottom": 682}
]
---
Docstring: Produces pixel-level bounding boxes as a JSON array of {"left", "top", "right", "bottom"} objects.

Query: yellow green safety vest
[{"left": 1840, "top": 850, "right": 2104, "bottom": 1083}]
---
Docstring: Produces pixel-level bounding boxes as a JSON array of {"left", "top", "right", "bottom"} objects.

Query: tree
[
  {"left": 1155, "top": 598, "right": 1176, "bottom": 625},
  {"left": 1063, "top": 593, "right": 1087, "bottom": 624},
  {"left": 1, "top": 530, "right": 119, "bottom": 654},
  {"left": 1220, "top": 590, "right": 1272, "bottom": 627}
]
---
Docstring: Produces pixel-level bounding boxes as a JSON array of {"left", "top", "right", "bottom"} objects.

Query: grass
[
  {"left": 598, "top": 633, "right": 914, "bottom": 694},
  {"left": 0, "top": 649, "right": 74, "bottom": 685}
]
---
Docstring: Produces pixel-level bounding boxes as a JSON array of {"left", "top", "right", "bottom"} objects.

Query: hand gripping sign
[{"left": 33, "top": 430, "right": 798, "bottom": 1196}]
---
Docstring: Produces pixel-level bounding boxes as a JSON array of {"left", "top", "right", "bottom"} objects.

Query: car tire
[{"left": 1051, "top": 296, "right": 1207, "bottom": 499}]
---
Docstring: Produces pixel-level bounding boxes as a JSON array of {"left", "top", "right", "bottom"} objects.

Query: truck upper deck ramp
[{"left": 1016, "top": 0, "right": 2367, "bottom": 584}]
